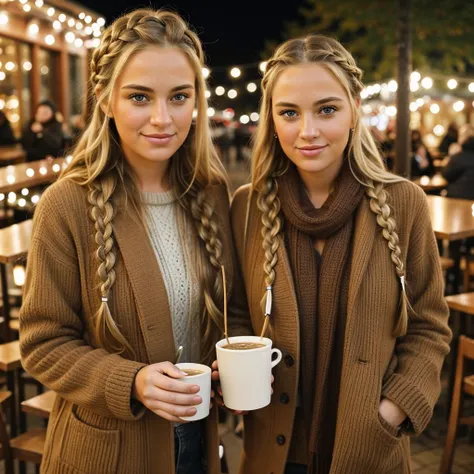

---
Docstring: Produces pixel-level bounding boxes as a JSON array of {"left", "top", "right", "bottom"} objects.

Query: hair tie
[{"left": 101, "top": 296, "right": 108, "bottom": 303}]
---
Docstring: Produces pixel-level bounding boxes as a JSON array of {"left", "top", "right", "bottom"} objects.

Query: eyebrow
[
  {"left": 121, "top": 83, "right": 195, "bottom": 92},
  {"left": 274, "top": 96, "right": 344, "bottom": 107}
]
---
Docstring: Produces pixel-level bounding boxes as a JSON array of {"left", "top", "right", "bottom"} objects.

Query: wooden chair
[
  {"left": 440, "top": 335, "right": 474, "bottom": 474},
  {"left": 0, "top": 340, "right": 22, "bottom": 437},
  {"left": 0, "top": 390, "right": 13, "bottom": 474}
]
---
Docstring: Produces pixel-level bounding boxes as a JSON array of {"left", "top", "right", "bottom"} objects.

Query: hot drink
[
  {"left": 181, "top": 369, "right": 204, "bottom": 376},
  {"left": 223, "top": 342, "right": 265, "bottom": 350}
]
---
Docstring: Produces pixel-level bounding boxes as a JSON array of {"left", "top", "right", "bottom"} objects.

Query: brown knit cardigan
[
  {"left": 230, "top": 180, "right": 452, "bottom": 474},
  {"left": 19, "top": 179, "right": 250, "bottom": 474}
]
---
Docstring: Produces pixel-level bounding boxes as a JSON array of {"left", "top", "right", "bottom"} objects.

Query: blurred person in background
[
  {"left": 442, "top": 125, "right": 474, "bottom": 200},
  {"left": 411, "top": 129, "right": 434, "bottom": 178},
  {"left": 0, "top": 110, "right": 17, "bottom": 145},
  {"left": 438, "top": 122, "right": 458, "bottom": 156},
  {"left": 21, "top": 99, "right": 65, "bottom": 162}
]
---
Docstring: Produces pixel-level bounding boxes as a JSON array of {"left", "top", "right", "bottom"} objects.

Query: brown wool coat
[
  {"left": 19, "top": 179, "right": 249, "bottom": 474},
  {"left": 230, "top": 180, "right": 452, "bottom": 474}
]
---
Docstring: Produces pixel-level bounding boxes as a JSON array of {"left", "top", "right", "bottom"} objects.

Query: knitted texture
[{"left": 142, "top": 190, "right": 201, "bottom": 364}]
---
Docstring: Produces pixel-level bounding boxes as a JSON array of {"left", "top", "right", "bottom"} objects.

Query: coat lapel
[
  {"left": 346, "top": 196, "right": 376, "bottom": 338},
  {"left": 114, "top": 202, "right": 175, "bottom": 364}
]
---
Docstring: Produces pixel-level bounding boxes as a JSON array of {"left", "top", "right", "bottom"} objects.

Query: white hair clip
[
  {"left": 265, "top": 286, "right": 273, "bottom": 317},
  {"left": 101, "top": 296, "right": 108, "bottom": 303}
]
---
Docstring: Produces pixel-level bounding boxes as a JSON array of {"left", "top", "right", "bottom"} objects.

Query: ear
[{"left": 96, "top": 87, "right": 113, "bottom": 118}]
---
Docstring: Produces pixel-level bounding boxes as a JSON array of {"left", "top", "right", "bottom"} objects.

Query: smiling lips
[
  {"left": 297, "top": 144, "right": 327, "bottom": 157},
  {"left": 142, "top": 133, "right": 175, "bottom": 145}
]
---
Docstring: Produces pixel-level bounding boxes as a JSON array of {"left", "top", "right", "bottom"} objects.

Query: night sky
[{"left": 78, "top": 0, "right": 303, "bottom": 69}]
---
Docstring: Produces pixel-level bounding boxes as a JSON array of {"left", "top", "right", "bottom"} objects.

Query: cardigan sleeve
[
  {"left": 19, "top": 183, "right": 147, "bottom": 421},
  {"left": 382, "top": 185, "right": 452, "bottom": 435}
]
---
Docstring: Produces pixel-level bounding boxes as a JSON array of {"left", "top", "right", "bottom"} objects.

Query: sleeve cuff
[
  {"left": 105, "top": 359, "right": 147, "bottom": 421},
  {"left": 382, "top": 373, "right": 433, "bottom": 435}
]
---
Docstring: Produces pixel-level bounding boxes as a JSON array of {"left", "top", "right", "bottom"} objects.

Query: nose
[
  {"left": 150, "top": 100, "right": 172, "bottom": 128},
  {"left": 299, "top": 114, "right": 320, "bottom": 141}
]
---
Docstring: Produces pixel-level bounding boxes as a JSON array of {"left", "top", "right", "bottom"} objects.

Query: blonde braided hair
[
  {"left": 251, "top": 34, "right": 411, "bottom": 338},
  {"left": 60, "top": 8, "right": 228, "bottom": 356}
]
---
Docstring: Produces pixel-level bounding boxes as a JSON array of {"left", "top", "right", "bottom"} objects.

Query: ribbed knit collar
[{"left": 141, "top": 189, "right": 177, "bottom": 206}]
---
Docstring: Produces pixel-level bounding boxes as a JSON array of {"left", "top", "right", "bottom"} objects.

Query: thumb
[{"left": 158, "top": 362, "right": 188, "bottom": 379}]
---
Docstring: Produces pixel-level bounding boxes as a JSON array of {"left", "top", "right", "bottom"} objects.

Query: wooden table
[
  {"left": 0, "top": 220, "right": 32, "bottom": 343},
  {"left": 426, "top": 195, "right": 474, "bottom": 241},
  {"left": 0, "top": 145, "right": 26, "bottom": 166},
  {"left": 413, "top": 173, "right": 448, "bottom": 192},
  {"left": 21, "top": 390, "right": 55, "bottom": 419},
  {"left": 0, "top": 157, "right": 66, "bottom": 195}
]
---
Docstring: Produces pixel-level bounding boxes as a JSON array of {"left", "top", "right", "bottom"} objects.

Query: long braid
[
  {"left": 189, "top": 188, "right": 226, "bottom": 362},
  {"left": 88, "top": 177, "right": 134, "bottom": 355},
  {"left": 365, "top": 181, "right": 412, "bottom": 337},
  {"left": 256, "top": 178, "right": 283, "bottom": 337}
]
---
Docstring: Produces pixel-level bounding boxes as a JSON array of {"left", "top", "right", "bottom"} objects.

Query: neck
[
  {"left": 133, "top": 160, "right": 171, "bottom": 193},
  {"left": 297, "top": 157, "right": 344, "bottom": 208}
]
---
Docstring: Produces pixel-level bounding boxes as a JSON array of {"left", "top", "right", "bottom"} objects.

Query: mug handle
[{"left": 271, "top": 348, "right": 283, "bottom": 368}]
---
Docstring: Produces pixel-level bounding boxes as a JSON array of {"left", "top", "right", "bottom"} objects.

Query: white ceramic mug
[
  {"left": 175, "top": 363, "right": 211, "bottom": 421},
  {"left": 215, "top": 336, "right": 283, "bottom": 411}
]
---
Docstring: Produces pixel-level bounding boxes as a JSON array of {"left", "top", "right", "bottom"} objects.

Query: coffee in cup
[
  {"left": 222, "top": 342, "right": 265, "bottom": 350},
  {"left": 216, "top": 336, "right": 282, "bottom": 411},
  {"left": 176, "top": 363, "right": 211, "bottom": 421}
]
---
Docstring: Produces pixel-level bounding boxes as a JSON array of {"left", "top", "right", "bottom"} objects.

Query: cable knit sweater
[{"left": 142, "top": 190, "right": 200, "bottom": 364}]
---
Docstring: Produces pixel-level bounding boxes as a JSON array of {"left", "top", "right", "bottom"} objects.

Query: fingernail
[
  {"left": 179, "top": 371, "right": 187, "bottom": 376},
  {"left": 193, "top": 396, "right": 202, "bottom": 404}
]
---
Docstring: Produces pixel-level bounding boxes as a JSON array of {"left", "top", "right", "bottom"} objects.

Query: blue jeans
[
  {"left": 285, "top": 463, "right": 308, "bottom": 474},
  {"left": 174, "top": 422, "right": 204, "bottom": 474}
]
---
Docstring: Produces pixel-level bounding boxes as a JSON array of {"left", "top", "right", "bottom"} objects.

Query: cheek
[
  {"left": 274, "top": 117, "right": 298, "bottom": 145},
  {"left": 174, "top": 105, "right": 194, "bottom": 131}
]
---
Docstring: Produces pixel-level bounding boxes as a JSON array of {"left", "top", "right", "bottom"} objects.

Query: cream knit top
[{"left": 142, "top": 189, "right": 201, "bottom": 364}]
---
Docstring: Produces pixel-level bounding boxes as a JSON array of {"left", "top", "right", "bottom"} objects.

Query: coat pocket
[{"left": 59, "top": 409, "right": 120, "bottom": 474}]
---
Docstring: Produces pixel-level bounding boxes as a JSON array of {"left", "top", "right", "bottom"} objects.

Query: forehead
[
  {"left": 117, "top": 45, "right": 195, "bottom": 88},
  {"left": 272, "top": 63, "right": 347, "bottom": 103}
]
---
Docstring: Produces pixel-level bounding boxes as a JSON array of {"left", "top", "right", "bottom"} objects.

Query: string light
[
  {"left": 430, "top": 103, "right": 440, "bottom": 114},
  {"left": 259, "top": 61, "right": 267, "bottom": 72},
  {"left": 230, "top": 67, "right": 241, "bottom": 78},
  {"left": 215, "top": 86, "right": 225, "bottom": 96},
  {"left": 0, "top": 11, "right": 9, "bottom": 25},
  {"left": 47, "top": 7, "right": 55, "bottom": 16},
  {"left": 421, "top": 77, "right": 433, "bottom": 89},
  {"left": 469, "top": 82, "right": 474, "bottom": 93},
  {"left": 227, "top": 89, "right": 237, "bottom": 99},
  {"left": 202, "top": 67, "right": 210, "bottom": 79},
  {"left": 247, "top": 82, "right": 257, "bottom": 93},
  {"left": 447, "top": 79, "right": 458, "bottom": 89},
  {"left": 453, "top": 100, "right": 465, "bottom": 112}
]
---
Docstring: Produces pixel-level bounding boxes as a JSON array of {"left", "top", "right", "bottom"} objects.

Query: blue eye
[
  {"left": 320, "top": 105, "right": 337, "bottom": 115},
  {"left": 172, "top": 93, "right": 189, "bottom": 102},
  {"left": 280, "top": 109, "right": 298, "bottom": 118},
  {"left": 130, "top": 94, "right": 149, "bottom": 104}
]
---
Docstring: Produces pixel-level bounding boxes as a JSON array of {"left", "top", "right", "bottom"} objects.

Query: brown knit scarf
[{"left": 278, "top": 161, "right": 364, "bottom": 473}]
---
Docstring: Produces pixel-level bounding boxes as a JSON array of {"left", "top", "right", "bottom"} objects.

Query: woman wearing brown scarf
[{"left": 225, "top": 35, "right": 451, "bottom": 474}]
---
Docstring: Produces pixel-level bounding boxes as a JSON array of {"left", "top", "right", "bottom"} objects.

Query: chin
[{"left": 292, "top": 158, "right": 331, "bottom": 174}]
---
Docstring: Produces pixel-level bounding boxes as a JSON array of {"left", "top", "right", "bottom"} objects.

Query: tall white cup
[
  {"left": 175, "top": 363, "right": 211, "bottom": 421},
  {"left": 216, "top": 336, "right": 282, "bottom": 411}
]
